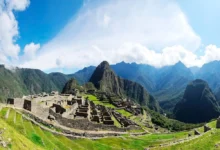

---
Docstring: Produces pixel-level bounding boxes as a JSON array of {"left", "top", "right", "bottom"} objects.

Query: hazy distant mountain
[
  {"left": 69, "top": 66, "right": 95, "bottom": 85},
  {"left": 189, "top": 66, "right": 200, "bottom": 75},
  {"left": 111, "top": 61, "right": 157, "bottom": 92},
  {"left": 174, "top": 79, "right": 220, "bottom": 123},
  {"left": 89, "top": 61, "right": 160, "bottom": 112},
  {"left": 196, "top": 61, "right": 220, "bottom": 97},
  {"left": 153, "top": 61, "right": 194, "bottom": 111}
]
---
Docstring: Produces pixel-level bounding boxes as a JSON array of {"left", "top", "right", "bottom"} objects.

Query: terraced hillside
[{"left": 0, "top": 105, "right": 220, "bottom": 149}]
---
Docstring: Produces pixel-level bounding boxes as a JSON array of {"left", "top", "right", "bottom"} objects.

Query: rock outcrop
[
  {"left": 174, "top": 79, "right": 220, "bottom": 123},
  {"left": 89, "top": 61, "right": 160, "bottom": 112}
]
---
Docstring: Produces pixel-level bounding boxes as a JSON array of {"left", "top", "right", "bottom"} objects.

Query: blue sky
[
  {"left": 177, "top": 0, "right": 220, "bottom": 48},
  {"left": 1, "top": 0, "right": 220, "bottom": 73},
  {"left": 16, "top": 0, "right": 83, "bottom": 52}
]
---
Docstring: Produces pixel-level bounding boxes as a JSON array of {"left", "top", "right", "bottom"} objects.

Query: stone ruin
[
  {"left": 7, "top": 98, "right": 14, "bottom": 105},
  {"left": 194, "top": 129, "right": 200, "bottom": 135},
  {"left": 6, "top": 91, "right": 141, "bottom": 133},
  {"left": 23, "top": 99, "right": 32, "bottom": 111},
  {"left": 204, "top": 125, "right": 211, "bottom": 132},
  {"left": 125, "top": 106, "right": 142, "bottom": 116},
  {"left": 75, "top": 100, "right": 89, "bottom": 118},
  {"left": 90, "top": 101, "right": 100, "bottom": 123},
  {"left": 99, "top": 106, "right": 114, "bottom": 125},
  {"left": 216, "top": 116, "right": 220, "bottom": 128},
  {"left": 51, "top": 104, "right": 66, "bottom": 114},
  {"left": 112, "top": 111, "right": 136, "bottom": 127}
]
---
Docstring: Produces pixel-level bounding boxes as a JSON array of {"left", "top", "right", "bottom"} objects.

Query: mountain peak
[
  {"left": 89, "top": 61, "right": 160, "bottom": 112},
  {"left": 174, "top": 61, "right": 185, "bottom": 67},
  {"left": 174, "top": 79, "right": 220, "bottom": 123},
  {"left": 99, "top": 61, "right": 110, "bottom": 67},
  {"left": 89, "top": 61, "right": 115, "bottom": 90}
]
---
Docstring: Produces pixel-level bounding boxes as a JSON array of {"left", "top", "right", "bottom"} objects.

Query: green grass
[
  {"left": 0, "top": 112, "right": 43, "bottom": 150},
  {"left": 116, "top": 109, "right": 132, "bottom": 117},
  {"left": 0, "top": 107, "right": 8, "bottom": 118},
  {"left": 6, "top": 108, "right": 15, "bottom": 125},
  {"left": 1, "top": 106, "right": 220, "bottom": 150},
  {"left": 32, "top": 125, "right": 58, "bottom": 150},
  {"left": 163, "top": 129, "right": 220, "bottom": 150},
  {"left": 23, "top": 119, "right": 44, "bottom": 146},
  {"left": 87, "top": 94, "right": 133, "bottom": 117},
  {"left": 111, "top": 115, "right": 121, "bottom": 127},
  {"left": 86, "top": 94, "right": 116, "bottom": 108}
]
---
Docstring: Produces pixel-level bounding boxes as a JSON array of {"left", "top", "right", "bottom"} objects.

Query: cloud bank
[{"left": 1, "top": 0, "right": 220, "bottom": 72}]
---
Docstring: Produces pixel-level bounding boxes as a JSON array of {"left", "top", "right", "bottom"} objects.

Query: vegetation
[
  {"left": 86, "top": 94, "right": 116, "bottom": 108},
  {"left": 174, "top": 79, "right": 220, "bottom": 123},
  {"left": 147, "top": 108, "right": 203, "bottom": 131},
  {"left": 0, "top": 107, "right": 220, "bottom": 149}
]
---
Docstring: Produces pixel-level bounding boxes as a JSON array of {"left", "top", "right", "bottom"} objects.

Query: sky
[{"left": 1, "top": 0, "right": 220, "bottom": 73}]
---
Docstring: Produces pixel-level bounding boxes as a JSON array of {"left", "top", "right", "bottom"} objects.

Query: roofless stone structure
[{"left": 6, "top": 91, "right": 141, "bottom": 133}]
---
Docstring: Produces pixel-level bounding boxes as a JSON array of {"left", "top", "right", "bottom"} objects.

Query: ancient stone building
[
  {"left": 194, "top": 129, "right": 200, "bottom": 135},
  {"left": 7, "top": 98, "right": 14, "bottom": 104},
  {"left": 23, "top": 99, "right": 32, "bottom": 111},
  {"left": 204, "top": 125, "right": 211, "bottom": 132},
  {"left": 216, "top": 117, "right": 220, "bottom": 128},
  {"left": 51, "top": 104, "right": 66, "bottom": 114}
]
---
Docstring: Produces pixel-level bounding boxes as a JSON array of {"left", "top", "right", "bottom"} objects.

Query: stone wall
[
  {"left": 32, "top": 100, "right": 49, "bottom": 120},
  {"left": 23, "top": 100, "right": 31, "bottom": 111},
  {"left": 49, "top": 108, "right": 127, "bottom": 132},
  {"left": 14, "top": 98, "right": 24, "bottom": 108}
]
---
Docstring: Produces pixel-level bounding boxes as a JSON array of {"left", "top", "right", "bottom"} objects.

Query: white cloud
[
  {"left": 199, "top": 45, "right": 220, "bottom": 65},
  {"left": 6, "top": 0, "right": 30, "bottom": 11},
  {"left": 1, "top": 0, "right": 217, "bottom": 71},
  {"left": 22, "top": 43, "right": 40, "bottom": 61},
  {"left": 0, "top": 0, "right": 30, "bottom": 64},
  {"left": 20, "top": 0, "right": 204, "bottom": 71}
]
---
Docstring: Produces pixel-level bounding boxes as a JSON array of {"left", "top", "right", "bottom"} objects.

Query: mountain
[
  {"left": 195, "top": 61, "right": 220, "bottom": 100},
  {"left": 66, "top": 61, "right": 194, "bottom": 112},
  {"left": 49, "top": 72, "right": 70, "bottom": 90},
  {"left": 189, "top": 66, "right": 200, "bottom": 75},
  {"left": 153, "top": 61, "right": 194, "bottom": 111},
  {"left": 16, "top": 68, "right": 60, "bottom": 94},
  {"left": 68, "top": 66, "right": 96, "bottom": 85},
  {"left": 174, "top": 79, "right": 220, "bottom": 123},
  {"left": 0, "top": 65, "right": 71, "bottom": 102},
  {"left": 89, "top": 61, "right": 160, "bottom": 112},
  {"left": 0, "top": 65, "right": 28, "bottom": 101},
  {"left": 111, "top": 61, "right": 157, "bottom": 92}
]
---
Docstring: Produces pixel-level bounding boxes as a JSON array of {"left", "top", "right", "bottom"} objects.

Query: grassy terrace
[
  {"left": 86, "top": 94, "right": 132, "bottom": 117},
  {"left": 1, "top": 106, "right": 214, "bottom": 149}
]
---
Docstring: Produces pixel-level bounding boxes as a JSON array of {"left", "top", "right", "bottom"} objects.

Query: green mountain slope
[
  {"left": 0, "top": 65, "right": 28, "bottom": 102},
  {"left": 174, "top": 79, "right": 220, "bottom": 123},
  {"left": 0, "top": 65, "right": 70, "bottom": 101},
  {"left": 89, "top": 61, "right": 160, "bottom": 112}
]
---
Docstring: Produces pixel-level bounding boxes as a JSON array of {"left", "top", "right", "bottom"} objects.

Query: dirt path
[{"left": 5, "top": 108, "right": 10, "bottom": 119}]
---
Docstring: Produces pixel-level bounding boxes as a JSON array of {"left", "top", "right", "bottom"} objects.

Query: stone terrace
[{"left": 6, "top": 91, "right": 140, "bottom": 132}]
